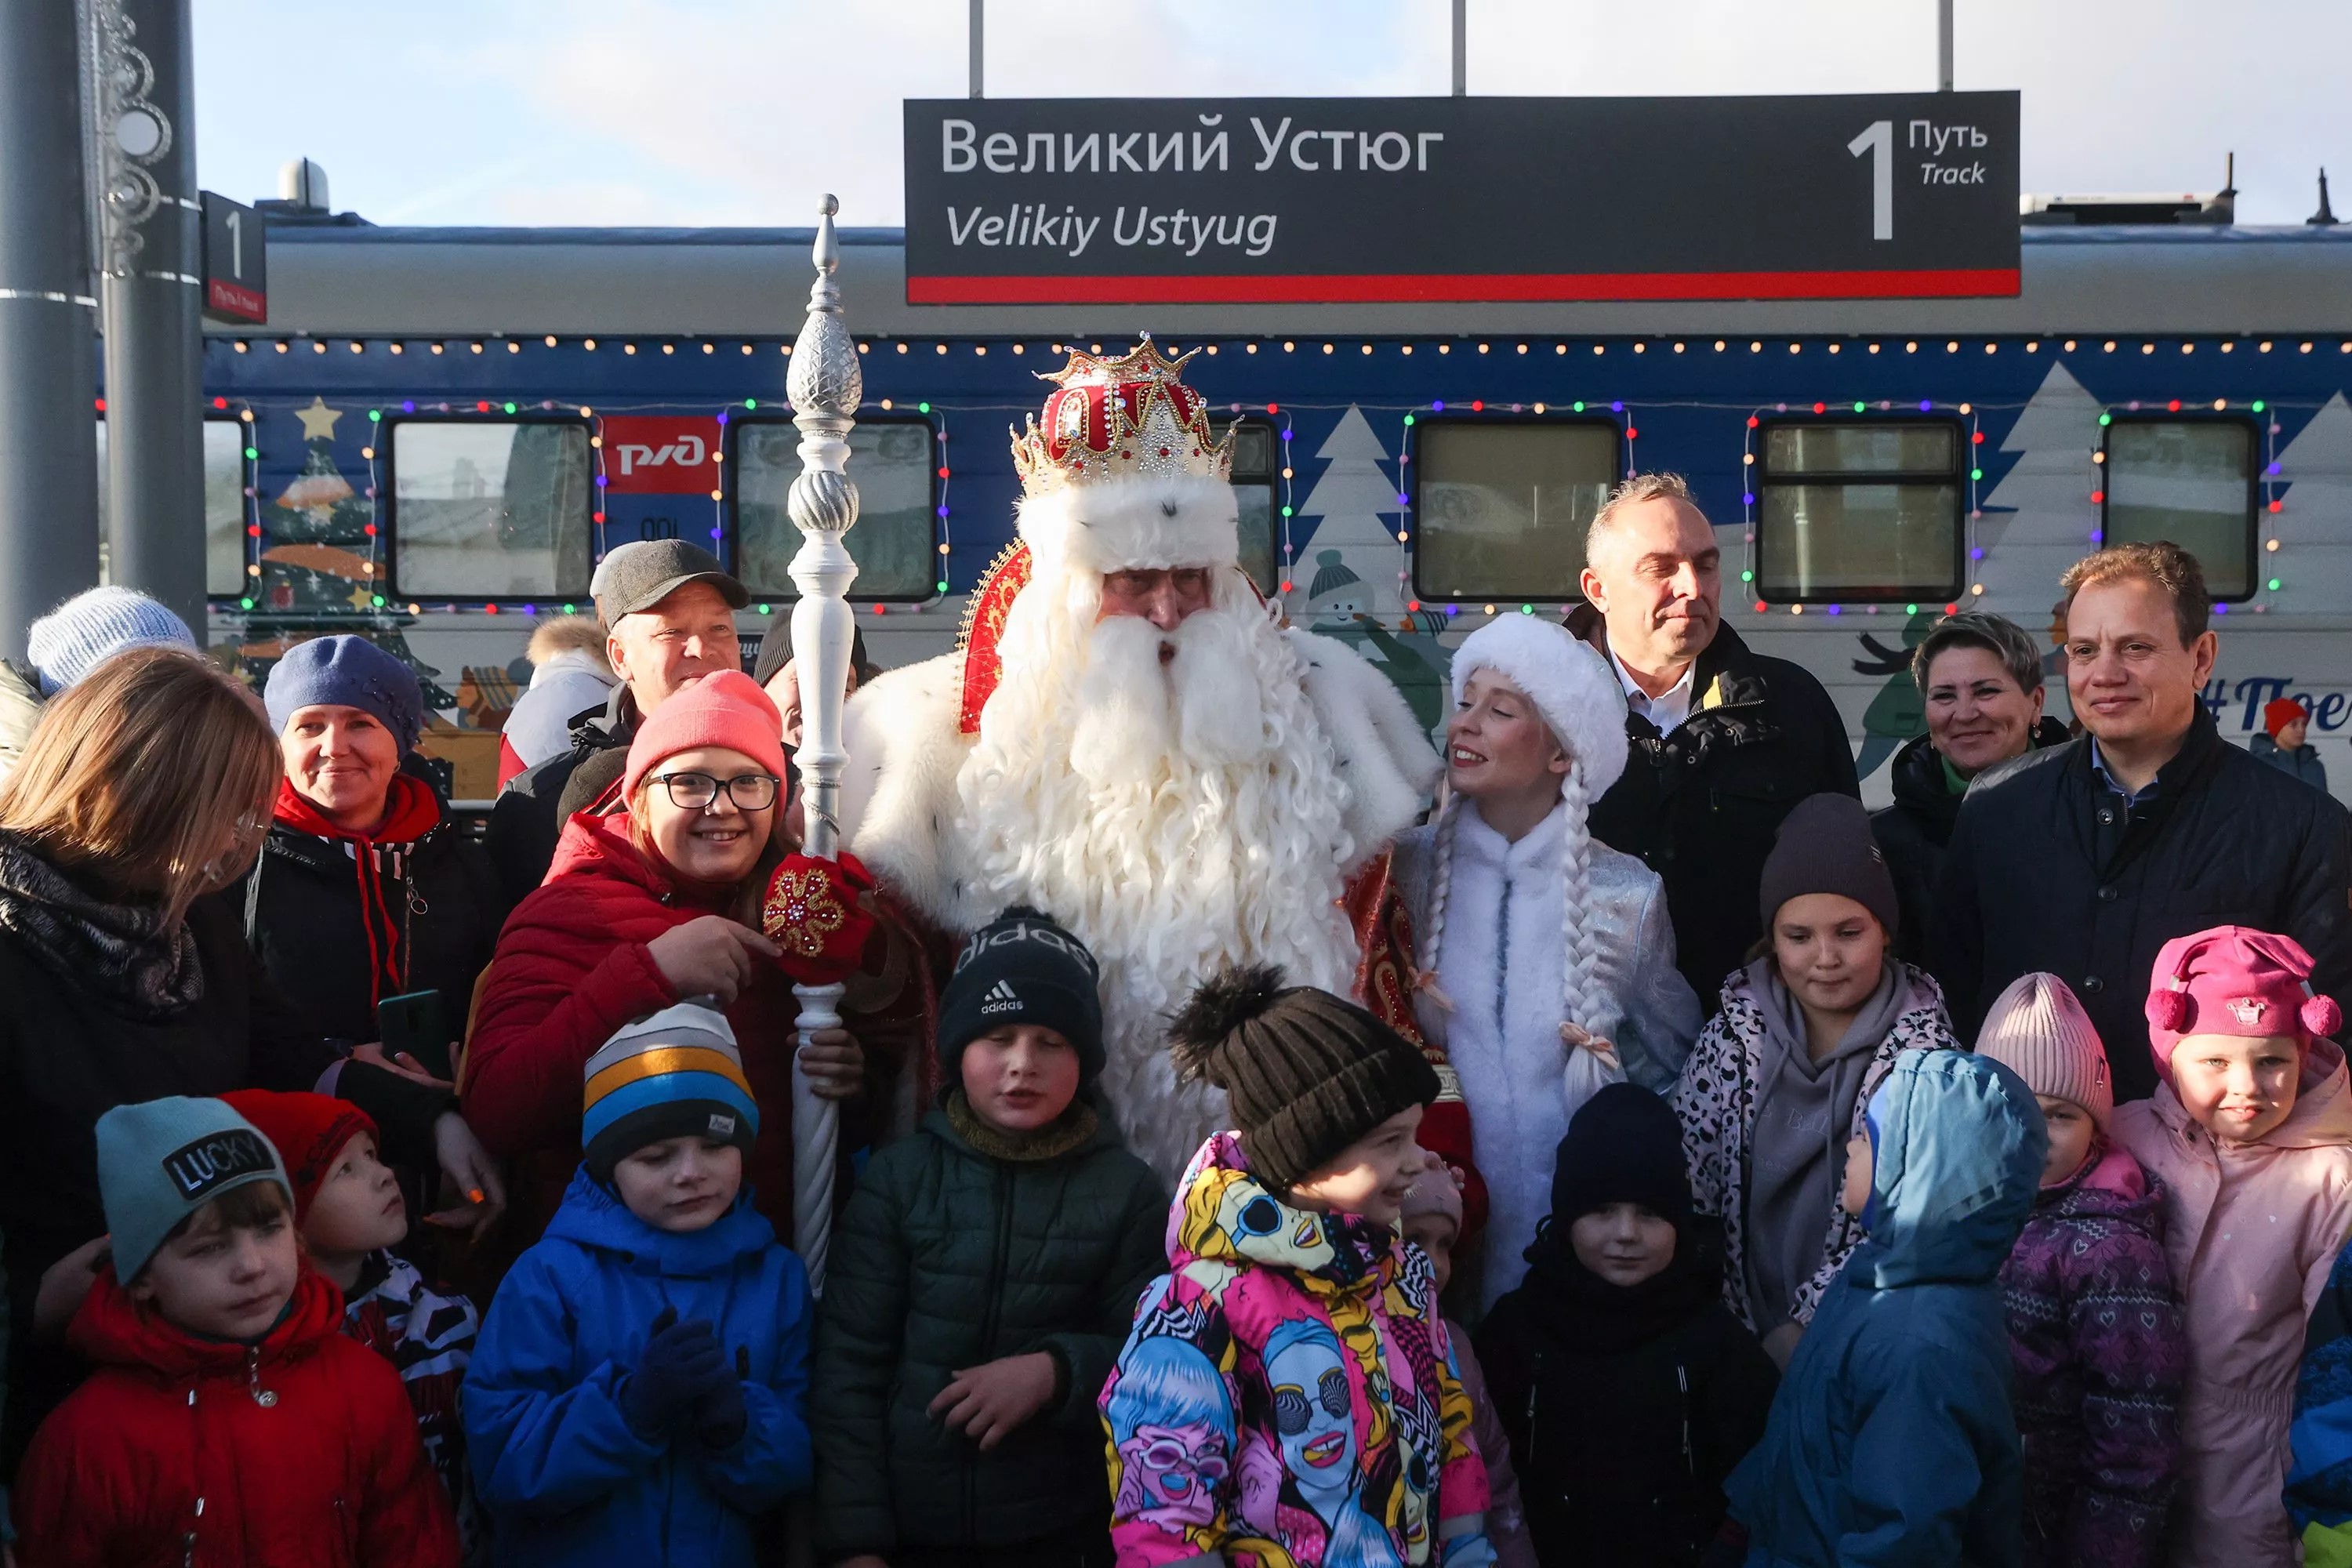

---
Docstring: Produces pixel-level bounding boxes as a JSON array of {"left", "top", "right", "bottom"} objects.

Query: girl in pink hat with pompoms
[{"left": 2115, "top": 926, "right": 2352, "bottom": 1566}]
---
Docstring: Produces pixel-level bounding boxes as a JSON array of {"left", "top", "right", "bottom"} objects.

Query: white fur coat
[{"left": 1392, "top": 803, "right": 1703, "bottom": 1307}]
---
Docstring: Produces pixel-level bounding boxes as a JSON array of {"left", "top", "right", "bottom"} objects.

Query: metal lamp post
[{"left": 784, "top": 196, "right": 860, "bottom": 1293}]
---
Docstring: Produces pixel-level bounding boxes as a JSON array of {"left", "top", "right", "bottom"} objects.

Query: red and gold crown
[{"left": 1009, "top": 336, "right": 1235, "bottom": 499}]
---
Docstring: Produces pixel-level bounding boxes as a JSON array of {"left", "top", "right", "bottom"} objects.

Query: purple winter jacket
[{"left": 1998, "top": 1136, "right": 2187, "bottom": 1568}]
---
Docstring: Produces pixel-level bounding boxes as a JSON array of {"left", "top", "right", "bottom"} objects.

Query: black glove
[
  {"left": 696, "top": 1345, "right": 750, "bottom": 1449},
  {"left": 620, "top": 1306, "right": 725, "bottom": 1439}
]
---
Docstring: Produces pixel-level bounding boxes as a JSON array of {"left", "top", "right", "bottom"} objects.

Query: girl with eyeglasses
[{"left": 465, "top": 670, "right": 869, "bottom": 1256}]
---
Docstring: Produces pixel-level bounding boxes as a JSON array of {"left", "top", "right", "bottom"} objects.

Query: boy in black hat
[
  {"left": 1477, "top": 1083, "right": 1779, "bottom": 1568},
  {"left": 813, "top": 907, "right": 1166, "bottom": 1568}
]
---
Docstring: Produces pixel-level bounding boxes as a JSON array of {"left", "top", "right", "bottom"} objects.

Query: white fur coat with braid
[{"left": 1391, "top": 802, "right": 1704, "bottom": 1306}]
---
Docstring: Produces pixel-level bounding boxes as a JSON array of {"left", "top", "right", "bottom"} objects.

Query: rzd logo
[{"left": 615, "top": 434, "right": 707, "bottom": 477}]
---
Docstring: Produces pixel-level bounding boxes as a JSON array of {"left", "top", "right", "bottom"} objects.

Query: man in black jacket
[
  {"left": 1933, "top": 541, "right": 2352, "bottom": 1104},
  {"left": 483, "top": 539, "right": 746, "bottom": 903},
  {"left": 1569, "top": 474, "right": 1860, "bottom": 1002}
]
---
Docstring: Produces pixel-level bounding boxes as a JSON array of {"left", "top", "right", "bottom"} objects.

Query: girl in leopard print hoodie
[{"left": 1668, "top": 795, "right": 1959, "bottom": 1363}]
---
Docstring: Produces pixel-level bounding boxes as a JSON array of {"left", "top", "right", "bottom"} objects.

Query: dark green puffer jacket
[{"left": 811, "top": 1097, "right": 1167, "bottom": 1560}]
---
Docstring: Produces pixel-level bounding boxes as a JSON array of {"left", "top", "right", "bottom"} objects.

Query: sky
[{"left": 191, "top": 0, "right": 2348, "bottom": 228}]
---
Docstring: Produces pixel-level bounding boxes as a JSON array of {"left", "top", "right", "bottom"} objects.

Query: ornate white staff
[{"left": 785, "top": 195, "right": 860, "bottom": 1292}]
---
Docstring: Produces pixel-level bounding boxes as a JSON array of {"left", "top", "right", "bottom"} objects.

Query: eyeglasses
[
  {"left": 654, "top": 771, "right": 780, "bottom": 812},
  {"left": 1272, "top": 1367, "right": 1351, "bottom": 1435}
]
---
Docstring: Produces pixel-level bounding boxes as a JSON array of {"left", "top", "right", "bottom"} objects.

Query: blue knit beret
[{"left": 263, "top": 635, "right": 426, "bottom": 755}]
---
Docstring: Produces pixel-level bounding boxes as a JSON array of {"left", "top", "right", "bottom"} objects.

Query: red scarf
[{"left": 272, "top": 773, "right": 442, "bottom": 1008}]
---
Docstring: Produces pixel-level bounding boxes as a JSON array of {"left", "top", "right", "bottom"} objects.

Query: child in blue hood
[
  {"left": 461, "top": 1004, "right": 814, "bottom": 1567},
  {"left": 1726, "top": 1049, "right": 2046, "bottom": 1568}
]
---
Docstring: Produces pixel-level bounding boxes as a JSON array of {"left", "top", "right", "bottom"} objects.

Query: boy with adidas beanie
[
  {"left": 1974, "top": 973, "right": 2185, "bottom": 1567},
  {"left": 816, "top": 907, "right": 1165, "bottom": 1568},
  {"left": 1102, "top": 967, "right": 1498, "bottom": 1567},
  {"left": 15, "top": 1096, "right": 459, "bottom": 1566},
  {"left": 462, "top": 1004, "right": 813, "bottom": 1568}
]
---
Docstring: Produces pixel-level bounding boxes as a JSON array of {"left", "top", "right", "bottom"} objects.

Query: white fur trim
[
  {"left": 1287, "top": 626, "right": 1444, "bottom": 865},
  {"left": 839, "top": 652, "right": 977, "bottom": 929},
  {"left": 1016, "top": 474, "right": 1240, "bottom": 578},
  {"left": 1450, "top": 616, "right": 1630, "bottom": 797}
]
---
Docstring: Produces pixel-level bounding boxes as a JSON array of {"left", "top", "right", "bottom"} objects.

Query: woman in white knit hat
[{"left": 1393, "top": 615, "right": 1702, "bottom": 1308}]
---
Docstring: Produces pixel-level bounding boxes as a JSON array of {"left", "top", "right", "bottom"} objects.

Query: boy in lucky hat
[
  {"left": 13, "top": 1096, "right": 458, "bottom": 1566},
  {"left": 2115, "top": 927, "right": 2352, "bottom": 1566}
]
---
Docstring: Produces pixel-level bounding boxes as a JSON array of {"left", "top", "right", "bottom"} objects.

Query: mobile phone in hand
[{"left": 376, "top": 989, "right": 452, "bottom": 1080}]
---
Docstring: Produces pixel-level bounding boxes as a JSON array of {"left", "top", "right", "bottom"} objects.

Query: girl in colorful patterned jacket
[
  {"left": 2114, "top": 927, "right": 2352, "bottom": 1568},
  {"left": 1668, "top": 793, "right": 1959, "bottom": 1367},
  {"left": 1101, "top": 967, "right": 1497, "bottom": 1567},
  {"left": 1971, "top": 974, "right": 2185, "bottom": 1568}
]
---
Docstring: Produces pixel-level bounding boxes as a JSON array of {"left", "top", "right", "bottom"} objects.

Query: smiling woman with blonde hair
[
  {"left": 1391, "top": 615, "right": 1701, "bottom": 1310},
  {"left": 0, "top": 646, "right": 488, "bottom": 1472}
]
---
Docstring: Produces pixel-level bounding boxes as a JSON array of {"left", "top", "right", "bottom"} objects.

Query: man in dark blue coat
[{"left": 1933, "top": 541, "right": 2352, "bottom": 1104}]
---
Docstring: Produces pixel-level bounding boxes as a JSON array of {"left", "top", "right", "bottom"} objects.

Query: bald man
[{"left": 1565, "top": 473, "right": 1860, "bottom": 1000}]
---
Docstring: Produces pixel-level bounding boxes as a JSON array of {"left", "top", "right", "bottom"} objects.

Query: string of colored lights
[{"left": 208, "top": 363, "right": 2334, "bottom": 626}]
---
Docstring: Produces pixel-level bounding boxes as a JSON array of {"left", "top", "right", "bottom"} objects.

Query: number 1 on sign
[{"left": 1849, "top": 119, "right": 1893, "bottom": 241}]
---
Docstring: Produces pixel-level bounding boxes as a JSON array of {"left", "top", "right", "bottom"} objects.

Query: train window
[
  {"left": 731, "top": 419, "right": 937, "bottom": 600},
  {"left": 2100, "top": 416, "right": 2258, "bottom": 600},
  {"left": 96, "top": 419, "right": 249, "bottom": 597},
  {"left": 1412, "top": 419, "right": 1622, "bottom": 601},
  {"left": 1755, "top": 419, "right": 1964, "bottom": 602},
  {"left": 387, "top": 419, "right": 593, "bottom": 597},
  {"left": 1214, "top": 418, "right": 1280, "bottom": 594}
]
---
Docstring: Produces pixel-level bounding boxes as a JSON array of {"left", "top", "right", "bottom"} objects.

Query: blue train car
[{"left": 176, "top": 219, "right": 2352, "bottom": 803}]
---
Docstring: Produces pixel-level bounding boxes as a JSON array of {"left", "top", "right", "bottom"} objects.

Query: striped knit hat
[{"left": 583, "top": 1003, "right": 759, "bottom": 1181}]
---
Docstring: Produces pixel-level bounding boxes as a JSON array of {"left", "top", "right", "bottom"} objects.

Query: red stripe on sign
[{"left": 906, "top": 267, "right": 2022, "bottom": 304}]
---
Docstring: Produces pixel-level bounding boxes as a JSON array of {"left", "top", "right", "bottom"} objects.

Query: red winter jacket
[
  {"left": 14, "top": 1263, "right": 458, "bottom": 1568},
  {"left": 463, "top": 811, "right": 806, "bottom": 1244}
]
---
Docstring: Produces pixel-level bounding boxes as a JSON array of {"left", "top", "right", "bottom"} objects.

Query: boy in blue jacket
[
  {"left": 461, "top": 1004, "right": 813, "bottom": 1566},
  {"left": 1726, "top": 1049, "right": 2046, "bottom": 1568}
]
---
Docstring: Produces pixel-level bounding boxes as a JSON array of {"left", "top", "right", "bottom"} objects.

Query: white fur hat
[
  {"left": 1015, "top": 474, "right": 1240, "bottom": 579},
  {"left": 1449, "top": 616, "right": 1630, "bottom": 795}
]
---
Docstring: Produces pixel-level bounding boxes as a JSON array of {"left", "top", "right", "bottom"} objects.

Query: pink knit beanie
[
  {"left": 622, "top": 670, "right": 788, "bottom": 802},
  {"left": 1400, "top": 1171, "right": 1464, "bottom": 1237},
  {"left": 1975, "top": 972, "right": 2113, "bottom": 1129},
  {"left": 2144, "top": 924, "right": 2345, "bottom": 1085}
]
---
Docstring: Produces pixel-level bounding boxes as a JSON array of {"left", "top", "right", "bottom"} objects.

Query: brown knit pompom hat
[{"left": 1168, "top": 964, "right": 1441, "bottom": 1191}]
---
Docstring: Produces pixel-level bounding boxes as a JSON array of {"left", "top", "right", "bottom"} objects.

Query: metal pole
[
  {"left": 786, "top": 195, "right": 861, "bottom": 1293},
  {"left": 1937, "top": 0, "right": 1954, "bottom": 90},
  {"left": 1452, "top": 0, "right": 1466, "bottom": 96},
  {"left": 94, "top": 0, "right": 205, "bottom": 634},
  {"left": 0, "top": 0, "right": 103, "bottom": 659},
  {"left": 968, "top": 0, "right": 982, "bottom": 99}
]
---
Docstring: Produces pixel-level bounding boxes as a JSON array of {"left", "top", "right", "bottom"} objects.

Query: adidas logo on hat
[{"left": 980, "top": 980, "right": 1022, "bottom": 1016}]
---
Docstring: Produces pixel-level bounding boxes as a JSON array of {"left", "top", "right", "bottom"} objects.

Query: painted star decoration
[{"left": 295, "top": 396, "right": 343, "bottom": 441}]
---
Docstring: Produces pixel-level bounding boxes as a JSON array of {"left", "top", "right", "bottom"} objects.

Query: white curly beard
[{"left": 954, "top": 565, "right": 1363, "bottom": 1178}]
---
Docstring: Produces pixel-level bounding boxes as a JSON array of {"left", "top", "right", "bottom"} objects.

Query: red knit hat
[
  {"left": 2266, "top": 697, "right": 2310, "bottom": 739},
  {"left": 622, "top": 669, "right": 789, "bottom": 803},
  {"left": 2143, "top": 925, "right": 2345, "bottom": 1083},
  {"left": 219, "top": 1090, "right": 379, "bottom": 1224}
]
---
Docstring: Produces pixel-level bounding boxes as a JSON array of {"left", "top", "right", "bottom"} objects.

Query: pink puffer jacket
[{"left": 2115, "top": 1040, "right": 2352, "bottom": 1567}]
